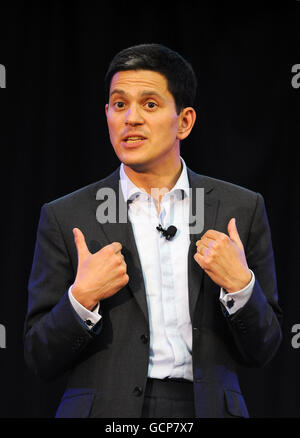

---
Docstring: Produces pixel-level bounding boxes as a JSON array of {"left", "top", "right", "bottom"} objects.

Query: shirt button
[
  {"left": 140, "top": 334, "right": 149, "bottom": 344},
  {"left": 133, "top": 386, "right": 143, "bottom": 396},
  {"left": 227, "top": 298, "right": 235, "bottom": 309}
]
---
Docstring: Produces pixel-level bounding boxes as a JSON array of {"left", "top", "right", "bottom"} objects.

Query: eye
[
  {"left": 113, "top": 101, "right": 125, "bottom": 109},
  {"left": 145, "top": 101, "right": 157, "bottom": 109}
]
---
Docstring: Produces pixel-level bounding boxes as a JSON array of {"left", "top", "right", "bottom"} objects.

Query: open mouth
[{"left": 123, "top": 136, "right": 146, "bottom": 144}]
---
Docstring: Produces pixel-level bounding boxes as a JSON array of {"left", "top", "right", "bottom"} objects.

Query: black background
[{"left": 0, "top": 1, "right": 299, "bottom": 418}]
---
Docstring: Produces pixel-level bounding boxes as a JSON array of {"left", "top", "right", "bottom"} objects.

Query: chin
[
  {"left": 122, "top": 160, "right": 149, "bottom": 172},
  {"left": 118, "top": 152, "right": 150, "bottom": 169}
]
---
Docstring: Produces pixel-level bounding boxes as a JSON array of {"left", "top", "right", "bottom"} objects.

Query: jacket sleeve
[
  {"left": 24, "top": 203, "right": 102, "bottom": 381},
  {"left": 222, "top": 192, "right": 283, "bottom": 367}
]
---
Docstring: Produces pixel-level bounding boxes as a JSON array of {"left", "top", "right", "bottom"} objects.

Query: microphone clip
[{"left": 156, "top": 224, "right": 177, "bottom": 240}]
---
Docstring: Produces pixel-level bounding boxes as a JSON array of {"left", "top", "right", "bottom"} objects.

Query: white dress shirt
[{"left": 69, "top": 158, "right": 254, "bottom": 381}]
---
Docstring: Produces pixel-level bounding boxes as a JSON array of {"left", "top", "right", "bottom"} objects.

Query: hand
[
  {"left": 194, "top": 218, "right": 251, "bottom": 293},
  {"left": 71, "top": 228, "right": 129, "bottom": 310}
]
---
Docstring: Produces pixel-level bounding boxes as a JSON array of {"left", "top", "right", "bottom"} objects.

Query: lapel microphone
[{"left": 156, "top": 224, "right": 177, "bottom": 240}]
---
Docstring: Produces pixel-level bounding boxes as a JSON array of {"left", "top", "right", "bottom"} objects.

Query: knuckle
[
  {"left": 205, "top": 254, "right": 213, "bottom": 265},
  {"left": 115, "top": 256, "right": 123, "bottom": 265},
  {"left": 119, "top": 265, "right": 127, "bottom": 275},
  {"left": 212, "top": 240, "right": 219, "bottom": 249},
  {"left": 119, "top": 273, "right": 129, "bottom": 287},
  {"left": 202, "top": 259, "right": 210, "bottom": 270},
  {"left": 209, "top": 248, "right": 216, "bottom": 258}
]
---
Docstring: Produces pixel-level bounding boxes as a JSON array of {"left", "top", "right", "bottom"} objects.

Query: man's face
[{"left": 105, "top": 69, "right": 182, "bottom": 172}]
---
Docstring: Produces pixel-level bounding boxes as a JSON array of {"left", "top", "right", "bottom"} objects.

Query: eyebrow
[
  {"left": 109, "top": 89, "right": 164, "bottom": 100},
  {"left": 109, "top": 89, "right": 126, "bottom": 97}
]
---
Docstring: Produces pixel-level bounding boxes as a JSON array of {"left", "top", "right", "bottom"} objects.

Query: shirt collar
[{"left": 119, "top": 157, "right": 190, "bottom": 203}]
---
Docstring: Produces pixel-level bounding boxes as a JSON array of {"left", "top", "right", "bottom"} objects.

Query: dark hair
[{"left": 104, "top": 44, "right": 197, "bottom": 114}]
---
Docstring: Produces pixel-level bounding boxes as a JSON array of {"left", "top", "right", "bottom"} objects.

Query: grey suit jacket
[{"left": 24, "top": 167, "right": 282, "bottom": 418}]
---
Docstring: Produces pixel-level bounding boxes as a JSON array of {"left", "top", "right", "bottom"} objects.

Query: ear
[
  {"left": 176, "top": 107, "right": 196, "bottom": 140},
  {"left": 105, "top": 103, "right": 108, "bottom": 117}
]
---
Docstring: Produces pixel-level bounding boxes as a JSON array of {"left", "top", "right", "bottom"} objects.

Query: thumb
[
  {"left": 227, "top": 218, "right": 243, "bottom": 249},
  {"left": 73, "top": 228, "right": 90, "bottom": 264}
]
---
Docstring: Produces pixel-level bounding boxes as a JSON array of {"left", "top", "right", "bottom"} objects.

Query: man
[{"left": 24, "top": 44, "right": 282, "bottom": 418}]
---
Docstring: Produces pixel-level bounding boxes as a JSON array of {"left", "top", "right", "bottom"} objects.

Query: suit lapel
[
  {"left": 93, "top": 169, "right": 149, "bottom": 323},
  {"left": 187, "top": 169, "right": 219, "bottom": 323}
]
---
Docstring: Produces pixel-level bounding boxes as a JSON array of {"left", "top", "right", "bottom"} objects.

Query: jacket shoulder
[
  {"left": 188, "top": 169, "right": 260, "bottom": 202},
  {"left": 45, "top": 168, "right": 120, "bottom": 210}
]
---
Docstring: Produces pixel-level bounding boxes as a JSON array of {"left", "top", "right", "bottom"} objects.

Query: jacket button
[
  {"left": 236, "top": 320, "right": 247, "bottom": 333},
  {"left": 133, "top": 386, "right": 143, "bottom": 396},
  {"left": 140, "top": 334, "right": 149, "bottom": 344}
]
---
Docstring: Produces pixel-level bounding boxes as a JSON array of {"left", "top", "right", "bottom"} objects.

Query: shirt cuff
[
  {"left": 219, "top": 270, "right": 255, "bottom": 315},
  {"left": 68, "top": 285, "right": 101, "bottom": 329}
]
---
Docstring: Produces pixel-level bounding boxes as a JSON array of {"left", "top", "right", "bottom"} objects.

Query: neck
[
  {"left": 123, "top": 155, "right": 182, "bottom": 212},
  {"left": 123, "top": 157, "right": 182, "bottom": 193}
]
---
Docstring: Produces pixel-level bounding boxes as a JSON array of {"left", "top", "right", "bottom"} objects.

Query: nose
[{"left": 125, "top": 103, "right": 144, "bottom": 126}]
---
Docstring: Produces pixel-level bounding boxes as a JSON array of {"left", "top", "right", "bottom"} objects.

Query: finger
[
  {"left": 197, "top": 237, "right": 215, "bottom": 248},
  {"left": 118, "top": 253, "right": 126, "bottom": 266},
  {"left": 194, "top": 252, "right": 205, "bottom": 268},
  {"left": 111, "top": 242, "right": 122, "bottom": 253},
  {"left": 121, "top": 258, "right": 127, "bottom": 271},
  {"left": 73, "top": 228, "right": 90, "bottom": 263},
  {"left": 203, "top": 229, "right": 223, "bottom": 240},
  {"left": 197, "top": 239, "right": 214, "bottom": 255},
  {"left": 227, "top": 218, "right": 243, "bottom": 249},
  {"left": 196, "top": 243, "right": 204, "bottom": 255}
]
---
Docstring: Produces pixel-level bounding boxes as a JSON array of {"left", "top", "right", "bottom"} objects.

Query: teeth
[{"left": 125, "top": 137, "right": 144, "bottom": 141}]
